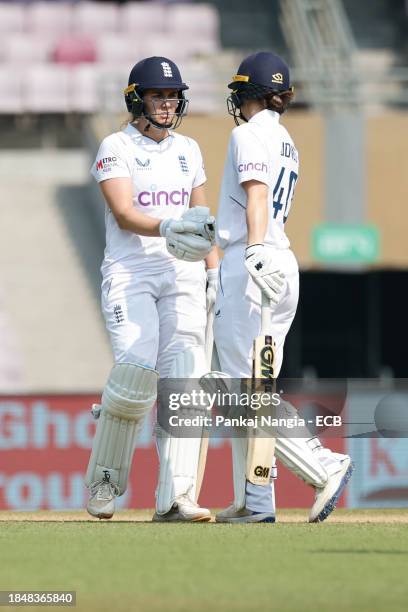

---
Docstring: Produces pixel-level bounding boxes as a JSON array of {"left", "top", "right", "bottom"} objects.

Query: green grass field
[{"left": 1, "top": 510, "right": 407, "bottom": 612}]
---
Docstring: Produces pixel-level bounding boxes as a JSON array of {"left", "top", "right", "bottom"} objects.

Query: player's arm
[
  {"left": 100, "top": 177, "right": 162, "bottom": 237},
  {"left": 243, "top": 179, "right": 269, "bottom": 245},
  {"left": 190, "top": 184, "right": 219, "bottom": 270},
  {"left": 242, "top": 179, "right": 285, "bottom": 303}
]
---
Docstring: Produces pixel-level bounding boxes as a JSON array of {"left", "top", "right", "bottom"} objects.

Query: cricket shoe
[
  {"left": 309, "top": 456, "right": 355, "bottom": 523},
  {"left": 87, "top": 475, "right": 119, "bottom": 520},
  {"left": 216, "top": 504, "right": 275, "bottom": 524},
  {"left": 152, "top": 494, "right": 211, "bottom": 522}
]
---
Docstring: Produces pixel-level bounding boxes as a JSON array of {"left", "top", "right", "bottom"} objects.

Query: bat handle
[
  {"left": 205, "top": 308, "right": 215, "bottom": 368},
  {"left": 261, "top": 292, "right": 271, "bottom": 334}
]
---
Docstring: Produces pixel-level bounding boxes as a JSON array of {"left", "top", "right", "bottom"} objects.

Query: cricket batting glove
[
  {"left": 164, "top": 231, "right": 212, "bottom": 262},
  {"left": 206, "top": 267, "right": 218, "bottom": 314},
  {"left": 245, "top": 243, "right": 285, "bottom": 304},
  {"left": 159, "top": 206, "right": 216, "bottom": 244}
]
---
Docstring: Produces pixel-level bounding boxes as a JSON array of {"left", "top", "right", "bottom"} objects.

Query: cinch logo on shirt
[
  {"left": 238, "top": 162, "right": 268, "bottom": 173},
  {"left": 96, "top": 157, "right": 118, "bottom": 171},
  {"left": 138, "top": 188, "right": 189, "bottom": 207}
]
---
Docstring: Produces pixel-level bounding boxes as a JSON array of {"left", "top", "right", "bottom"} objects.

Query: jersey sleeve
[
  {"left": 91, "top": 134, "right": 131, "bottom": 183},
  {"left": 231, "top": 126, "right": 270, "bottom": 185},
  {"left": 190, "top": 139, "right": 207, "bottom": 188}
]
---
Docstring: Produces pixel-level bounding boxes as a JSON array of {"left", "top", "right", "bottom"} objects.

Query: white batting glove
[
  {"left": 166, "top": 231, "right": 212, "bottom": 262},
  {"left": 244, "top": 244, "right": 285, "bottom": 304},
  {"left": 206, "top": 268, "right": 218, "bottom": 313},
  {"left": 159, "top": 217, "right": 176, "bottom": 237},
  {"left": 159, "top": 207, "right": 215, "bottom": 243},
  {"left": 180, "top": 206, "right": 216, "bottom": 243}
]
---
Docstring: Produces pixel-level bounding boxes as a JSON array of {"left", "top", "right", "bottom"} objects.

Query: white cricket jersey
[
  {"left": 91, "top": 123, "right": 206, "bottom": 277},
  {"left": 216, "top": 109, "right": 299, "bottom": 250}
]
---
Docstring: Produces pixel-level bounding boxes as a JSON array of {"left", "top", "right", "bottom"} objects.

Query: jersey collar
[
  {"left": 124, "top": 122, "right": 174, "bottom": 144},
  {"left": 249, "top": 109, "right": 280, "bottom": 126}
]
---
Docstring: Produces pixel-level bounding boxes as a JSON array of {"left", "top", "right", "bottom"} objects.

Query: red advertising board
[{"left": 0, "top": 395, "right": 346, "bottom": 511}]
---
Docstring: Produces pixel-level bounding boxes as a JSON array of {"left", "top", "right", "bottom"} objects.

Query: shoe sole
[
  {"left": 152, "top": 513, "right": 211, "bottom": 523},
  {"left": 215, "top": 513, "right": 276, "bottom": 524},
  {"left": 87, "top": 510, "right": 113, "bottom": 520},
  {"left": 310, "top": 461, "right": 355, "bottom": 523}
]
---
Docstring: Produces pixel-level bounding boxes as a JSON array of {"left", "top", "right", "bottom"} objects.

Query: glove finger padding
[
  {"left": 167, "top": 230, "right": 212, "bottom": 262},
  {"left": 170, "top": 219, "right": 215, "bottom": 243},
  {"left": 254, "top": 277, "right": 281, "bottom": 303},
  {"left": 179, "top": 206, "right": 216, "bottom": 243},
  {"left": 263, "top": 274, "right": 285, "bottom": 294}
]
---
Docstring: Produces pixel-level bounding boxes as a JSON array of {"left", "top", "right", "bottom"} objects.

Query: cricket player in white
[
  {"left": 214, "top": 52, "right": 354, "bottom": 523},
  {"left": 85, "top": 57, "right": 219, "bottom": 521}
]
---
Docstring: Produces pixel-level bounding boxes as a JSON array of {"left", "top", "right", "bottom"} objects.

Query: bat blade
[
  {"left": 246, "top": 329, "right": 276, "bottom": 485},
  {"left": 253, "top": 334, "right": 275, "bottom": 384}
]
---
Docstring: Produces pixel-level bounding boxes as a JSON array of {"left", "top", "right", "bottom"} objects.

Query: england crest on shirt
[{"left": 178, "top": 155, "right": 189, "bottom": 174}]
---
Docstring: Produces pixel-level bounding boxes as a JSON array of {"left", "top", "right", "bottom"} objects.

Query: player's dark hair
[{"left": 264, "top": 90, "right": 294, "bottom": 115}]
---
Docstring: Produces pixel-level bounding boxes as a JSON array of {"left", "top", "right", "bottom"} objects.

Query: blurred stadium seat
[
  {"left": 2, "top": 34, "right": 54, "bottom": 64},
  {"left": 119, "top": 1, "right": 166, "bottom": 35},
  {"left": 27, "top": 1, "right": 73, "bottom": 34},
  {"left": 70, "top": 63, "right": 100, "bottom": 113},
  {"left": 95, "top": 33, "right": 143, "bottom": 66},
  {"left": 0, "top": 67, "right": 23, "bottom": 113},
  {"left": 72, "top": 1, "right": 120, "bottom": 34},
  {"left": 52, "top": 35, "right": 97, "bottom": 64},
  {"left": 166, "top": 3, "right": 220, "bottom": 53},
  {"left": 0, "top": 2, "right": 25, "bottom": 33},
  {"left": 26, "top": 64, "right": 71, "bottom": 113},
  {"left": 138, "top": 33, "right": 194, "bottom": 63}
]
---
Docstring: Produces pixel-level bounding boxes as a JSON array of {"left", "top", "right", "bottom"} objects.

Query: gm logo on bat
[
  {"left": 260, "top": 345, "right": 275, "bottom": 379},
  {"left": 254, "top": 465, "right": 270, "bottom": 478}
]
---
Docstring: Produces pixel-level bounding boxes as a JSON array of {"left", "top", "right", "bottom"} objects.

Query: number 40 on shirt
[{"left": 272, "top": 167, "right": 298, "bottom": 223}]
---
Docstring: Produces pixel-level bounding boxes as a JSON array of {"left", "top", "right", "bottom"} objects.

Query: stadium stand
[
  {"left": 73, "top": 1, "right": 120, "bottom": 34},
  {"left": 0, "top": 1, "right": 223, "bottom": 114},
  {"left": 26, "top": 1, "right": 74, "bottom": 34}
]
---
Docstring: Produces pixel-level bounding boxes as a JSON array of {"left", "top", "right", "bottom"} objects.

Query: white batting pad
[
  {"left": 275, "top": 436, "right": 329, "bottom": 488},
  {"left": 231, "top": 436, "right": 248, "bottom": 510},
  {"left": 155, "top": 346, "right": 209, "bottom": 514},
  {"left": 271, "top": 400, "right": 329, "bottom": 487},
  {"left": 85, "top": 363, "right": 158, "bottom": 494}
]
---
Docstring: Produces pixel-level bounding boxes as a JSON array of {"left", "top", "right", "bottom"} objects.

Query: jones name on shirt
[{"left": 280, "top": 142, "right": 298, "bottom": 162}]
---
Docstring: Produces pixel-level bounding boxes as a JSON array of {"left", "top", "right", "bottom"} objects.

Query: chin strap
[{"left": 143, "top": 114, "right": 174, "bottom": 131}]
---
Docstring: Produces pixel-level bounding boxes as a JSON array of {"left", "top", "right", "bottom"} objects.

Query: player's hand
[
  {"left": 180, "top": 206, "right": 216, "bottom": 243},
  {"left": 244, "top": 244, "right": 285, "bottom": 304},
  {"left": 165, "top": 231, "right": 212, "bottom": 262},
  {"left": 206, "top": 268, "right": 218, "bottom": 313},
  {"left": 159, "top": 207, "right": 216, "bottom": 243}
]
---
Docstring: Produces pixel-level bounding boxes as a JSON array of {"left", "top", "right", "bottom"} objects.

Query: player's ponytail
[{"left": 264, "top": 90, "right": 294, "bottom": 115}]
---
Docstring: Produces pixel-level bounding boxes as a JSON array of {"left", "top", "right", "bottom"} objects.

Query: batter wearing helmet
[
  {"left": 214, "top": 51, "right": 354, "bottom": 523},
  {"left": 85, "top": 57, "right": 219, "bottom": 521}
]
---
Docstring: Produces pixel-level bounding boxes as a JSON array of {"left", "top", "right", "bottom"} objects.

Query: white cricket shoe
[
  {"left": 87, "top": 476, "right": 119, "bottom": 520},
  {"left": 216, "top": 504, "right": 275, "bottom": 524},
  {"left": 152, "top": 494, "right": 211, "bottom": 522},
  {"left": 309, "top": 456, "right": 355, "bottom": 523}
]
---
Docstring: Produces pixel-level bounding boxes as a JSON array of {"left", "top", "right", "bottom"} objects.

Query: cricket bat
[
  {"left": 246, "top": 292, "right": 276, "bottom": 485},
  {"left": 195, "top": 307, "right": 214, "bottom": 501}
]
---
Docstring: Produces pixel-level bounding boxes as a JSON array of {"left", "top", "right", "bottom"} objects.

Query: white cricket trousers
[
  {"left": 214, "top": 244, "right": 299, "bottom": 378},
  {"left": 214, "top": 244, "right": 299, "bottom": 513},
  {"left": 101, "top": 261, "right": 207, "bottom": 377}
]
